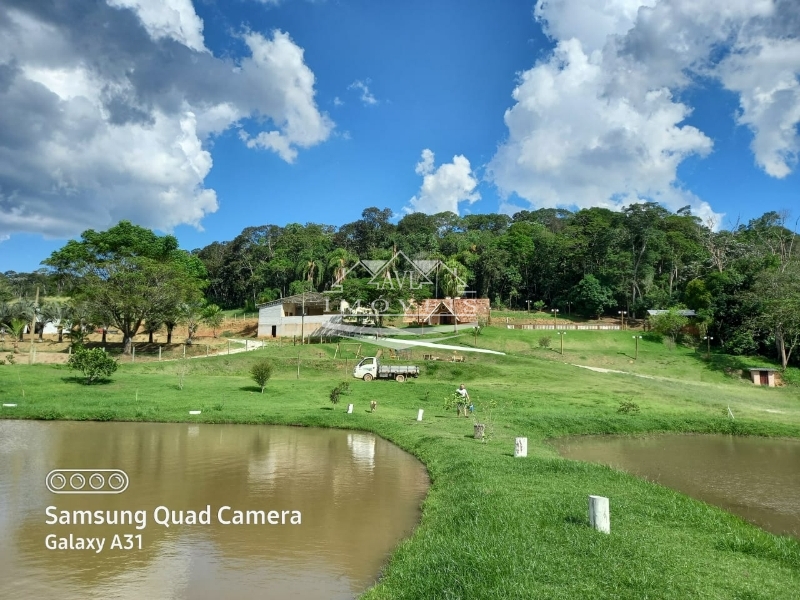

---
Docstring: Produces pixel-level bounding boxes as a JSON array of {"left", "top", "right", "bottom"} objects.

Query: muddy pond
[
  {"left": 552, "top": 433, "right": 800, "bottom": 538},
  {"left": 0, "top": 421, "right": 429, "bottom": 599}
]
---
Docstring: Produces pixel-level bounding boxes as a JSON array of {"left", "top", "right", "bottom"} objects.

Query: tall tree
[
  {"left": 44, "top": 221, "right": 206, "bottom": 354},
  {"left": 750, "top": 260, "right": 800, "bottom": 369}
]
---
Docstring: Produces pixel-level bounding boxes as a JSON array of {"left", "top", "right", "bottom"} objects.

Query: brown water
[
  {"left": 0, "top": 421, "right": 429, "bottom": 600},
  {"left": 552, "top": 434, "right": 800, "bottom": 538}
]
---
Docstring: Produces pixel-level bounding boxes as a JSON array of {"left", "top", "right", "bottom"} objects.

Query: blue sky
[{"left": 1, "top": 0, "right": 799, "bottom": 272}]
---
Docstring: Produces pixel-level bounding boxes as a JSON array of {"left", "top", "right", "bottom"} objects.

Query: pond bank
[{"left": 2, "top": 343, "right": 799, "bottom": 599}]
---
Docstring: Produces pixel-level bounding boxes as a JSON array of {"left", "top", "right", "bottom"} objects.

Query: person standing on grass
[{"left": 456, "top": 384, "right": 470, "bottom": 417}]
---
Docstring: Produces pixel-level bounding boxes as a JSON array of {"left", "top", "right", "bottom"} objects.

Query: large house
[{"left": 257, "top": 293, "right": 339, "bottom": 338}]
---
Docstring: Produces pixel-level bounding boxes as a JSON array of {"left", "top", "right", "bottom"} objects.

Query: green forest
[{"left": 2, "top": 202, "right": 799, "bottom": 367}]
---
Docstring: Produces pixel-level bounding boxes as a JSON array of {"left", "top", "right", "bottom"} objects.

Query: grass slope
[{"left": 1, "top": 328, "right": 799, "bottom": 599}]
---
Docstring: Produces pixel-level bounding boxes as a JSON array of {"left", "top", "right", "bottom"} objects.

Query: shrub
[
  {"left": 250, "top": 359, "right": 273, "bottom": 393},
  {"left": 617, "top": 400, "right": 641, "bottom": 414},
  {"left": 538, "top": 336, "right": 552, "bottom": 349},
  {"left": 329, "top": 381, "right": 350, "bottom": 408},
  {"left": 67, "top": 346, "right": 118, "bottom": 384}
]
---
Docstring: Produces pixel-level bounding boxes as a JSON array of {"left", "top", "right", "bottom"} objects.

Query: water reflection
[
  {"left": 552, "top": 434, "right": 800, "bottom": 538},
  {"left": 0, "top": 421, "right": 429, "bottom": 599}
]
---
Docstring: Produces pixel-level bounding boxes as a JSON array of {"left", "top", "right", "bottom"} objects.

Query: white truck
[{"left": 352, "top": 356, "right": 420, "bottom": 382}]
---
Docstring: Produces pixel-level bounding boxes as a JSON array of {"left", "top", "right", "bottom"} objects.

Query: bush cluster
[{"left": 67, "top": 346, "right": 118, "bottom": 384}]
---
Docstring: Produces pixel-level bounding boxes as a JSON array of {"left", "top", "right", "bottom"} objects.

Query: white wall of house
[{"left": 257, "top": 303, "right": 338, "bottom": 338}]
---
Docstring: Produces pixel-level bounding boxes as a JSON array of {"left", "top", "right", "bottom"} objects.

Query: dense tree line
[
  {"left": 191, "top": 204, "right": 799, "bottom": 366},
  {"left": 1, "top": 204, "right": 798, "bottom": 366}
]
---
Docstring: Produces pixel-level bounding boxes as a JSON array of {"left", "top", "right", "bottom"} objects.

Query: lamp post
[
  {"left": 703, "top": 335, "right": 713, "bottom": 354},
  {"left": 526, "top": 300, "right": 532, "bottom": 313},
  {"left": 300, "top": 291, "right": 307, "bottom": 345},
  {"left": 557, "top": 331, "right": 566, "bottom": 354},
  {"left": 633, "top": 335, "right": 642, "bottom": 360},
  {"left": 618, "top": 310, "right": 627, "bottom": 330},
  {"left": 551, "top": 308, "right": 559, "bottom": 329},
  {"left": 567, "top": 301, "right": 571, "bottom": 315}
]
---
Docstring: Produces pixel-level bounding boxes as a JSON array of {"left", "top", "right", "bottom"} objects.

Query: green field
[{"left": 1, "top": 327, "right": 799, "bottom": 599}]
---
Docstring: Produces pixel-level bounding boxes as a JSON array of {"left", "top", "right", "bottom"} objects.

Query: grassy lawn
[{"left": 1, "top": 327, "right": 799, "bottom": 599}]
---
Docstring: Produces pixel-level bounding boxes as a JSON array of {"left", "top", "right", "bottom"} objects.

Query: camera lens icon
[{"left": 46, "top": 469, "right": 129, "bottom": 494}]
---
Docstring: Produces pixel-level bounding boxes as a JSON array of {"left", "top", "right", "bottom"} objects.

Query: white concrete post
[
  {"left": 589, "top": 495, "right": 610, "bottom": 534},
  {"left": 158, "top": 346, "right": 162, "bottom": 361},
  {"left": 347, "top": 404, "right": 353, "bottom": 414},
  {"left": 417, "top": 409, "right": 424, "bottom": 422},
  {"left": 514, "top": 437, "right": 528, "bottom": 457},
  {"left": 183, "top": 345, "right": 186, "bottom": 358},
  {"left": 132, "top": 346, "right": 135, "bottom": 363}
]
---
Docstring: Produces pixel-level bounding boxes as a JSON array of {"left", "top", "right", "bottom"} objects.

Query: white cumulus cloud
[
  {"left": 718, "top": 36, "right": 800, "bottom": 178},
  {"left": 0, "top": 2, "right": 333, "bottom": 240},
  {"left": 238, "top": 31, "right": 334, "bottom": 162},
  {"left": 406, "top": 149, "right": 480, "bottom": 215},
  {"left": 490, "top": 0, "right": 800, "bottom": 220},
  {"left": 106, "top": 0, "right": 207, "bottom": 52}
]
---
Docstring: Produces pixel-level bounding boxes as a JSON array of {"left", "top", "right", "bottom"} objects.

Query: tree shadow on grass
[
  {"left": 686, "top": 350, "right": 759, "bottom": 382},
  {"left": 238, "top": 386, "right": 263, "bottom": 393},
  {"left": 60, "top": 376, "right": 114, "bottom": 386}
]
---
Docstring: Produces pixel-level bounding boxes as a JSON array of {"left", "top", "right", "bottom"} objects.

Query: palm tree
[
  {"left": 64, "top": 301, "right": 93, "bottom": 348},
  {"left": 440, "top": 258, "right": 469, "bottom": 298},
  {"left": 326, "top": 249, "right": 357, "bottom": 287},
  {"left": 13, "top": 299, "right": 36, "bottom": 326},
  {"left": 201, "top": 304, "right": 224, "bottom": 338},
  {"left": 0, "top": 301, "right": 14, "bottom": 329},
  {"left": 8, "top": 318, "right": 27, "bottom": 353},
  {"left": 180, "top": 301, "right": 205, "bottom": 344},
  {"left": 299, "top": 254, "right": 324, "bottom": 291}
]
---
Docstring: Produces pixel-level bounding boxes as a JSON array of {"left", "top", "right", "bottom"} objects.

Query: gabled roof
[
  {"left": 423, "top": 301, "right": 456, "bottom": 321},
  {"left": 404, "top": 298, "right": 490, "bottom": 322}
]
